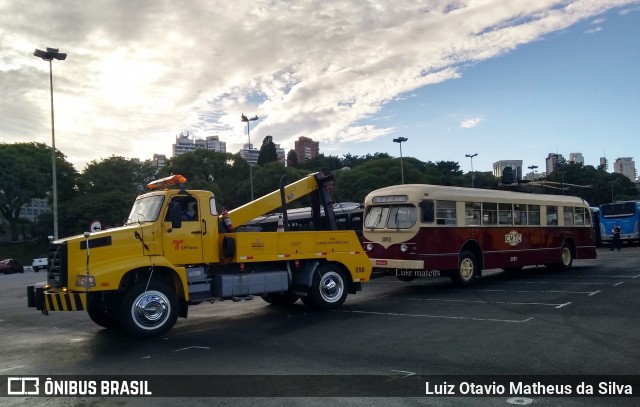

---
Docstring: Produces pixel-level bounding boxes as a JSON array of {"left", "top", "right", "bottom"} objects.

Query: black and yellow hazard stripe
[{"left": 45, "top": 292, "right": 87, "bottom": 311}]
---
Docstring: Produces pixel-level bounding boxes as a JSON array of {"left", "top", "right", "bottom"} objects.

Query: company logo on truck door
[
  {"left": 505, "top": 230, "right": 523, "bottom": 247},
  {"left": 172, "top": 239, "right": 198, "bottom": 250}
]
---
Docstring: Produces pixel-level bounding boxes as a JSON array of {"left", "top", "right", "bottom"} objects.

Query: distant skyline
[{"left": 1, "top": 1, "right": 639, "bottom": 174}]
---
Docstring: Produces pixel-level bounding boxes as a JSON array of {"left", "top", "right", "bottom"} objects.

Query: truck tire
[
  {"left": 450, "top": 250, "right": 478, "bottom": 287},
  {"left": 261, "top": 292, "right": 299, "bottom": 306},
  {"left": 118, "top": 281, "right": 178, "bottom": 339},
  {"left": 87, "top": 307, "right": 120, "bottom": 330},
  {"left": 305, "top": 264, "right": 348, "bottom": 310}
]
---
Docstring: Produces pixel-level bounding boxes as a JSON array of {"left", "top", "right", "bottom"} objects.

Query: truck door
[{"left": 163, "top": 195, "right": 204, "bottom": 265}]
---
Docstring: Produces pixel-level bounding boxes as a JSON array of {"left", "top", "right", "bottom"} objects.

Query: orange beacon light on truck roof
[{"left": 147, "top": 174, "right": 188, "bottom": 190}]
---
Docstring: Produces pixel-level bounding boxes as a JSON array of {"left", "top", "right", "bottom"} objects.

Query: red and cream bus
[{"left": 362, "top": 184, "right": 597, "bottom": 286}]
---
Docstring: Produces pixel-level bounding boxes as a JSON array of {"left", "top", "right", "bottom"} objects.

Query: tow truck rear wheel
[
  {"left": 261, "top": 292, "right": 299, "bottom": 306},
  {"left": 118, "top": 281, "right": 178, "bottom": 339},
  {"left": 304, "top": 264, "right": 348, "bottom": 310}
]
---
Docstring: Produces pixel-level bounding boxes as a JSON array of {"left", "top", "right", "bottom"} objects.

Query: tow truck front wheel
[
  {"left": 303, "top": 265, "right": 348, "bottom": 310},
  {"left": 119, "top": 282, "right": 178, "bottom": 339}
]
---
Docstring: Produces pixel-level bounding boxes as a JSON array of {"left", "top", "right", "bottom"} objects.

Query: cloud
[
  {"left": 460, "top": 118, "right": 482, "bottom": 129},
  {"left": 1, "top": 0, "right": 637, "bottom": 169}
]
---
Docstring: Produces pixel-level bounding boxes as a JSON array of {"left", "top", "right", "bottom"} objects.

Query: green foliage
[
  {"left": 501, "top": 167, "right": 515, "bottom": 185},
  {"left": 0, "top": 142, "right": 77, "bottom": 241},
  {"left": 286, "top": 150, "right": 298, "bottom": 168},
  {"left": 257, "top": 136, "right": 278, "bottom": 166},
  {"left": 2, "top": 141, "right": 638, "bottom": 242}
]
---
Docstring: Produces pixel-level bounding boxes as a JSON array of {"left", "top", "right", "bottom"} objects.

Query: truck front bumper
[{"left": 27, "top": 284, "right": 87, "bottom": 314}]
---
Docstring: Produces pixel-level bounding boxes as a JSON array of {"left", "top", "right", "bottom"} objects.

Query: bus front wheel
[{"left": 451, "top": 251, "right": 478, "bottom": 287}]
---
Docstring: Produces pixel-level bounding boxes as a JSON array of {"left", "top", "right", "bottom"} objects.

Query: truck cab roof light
[{"left": 147, "top": 174, "right": 188, "bottom": 190}]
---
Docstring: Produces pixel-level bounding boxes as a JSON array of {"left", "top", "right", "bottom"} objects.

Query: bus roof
[{"left": 365, "top": 184, "right": 590, "bottom": 207}]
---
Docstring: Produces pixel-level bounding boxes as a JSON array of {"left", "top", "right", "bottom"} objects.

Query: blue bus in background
[{"left": 598, "top": 201, "right": 640, "bottom": 246}]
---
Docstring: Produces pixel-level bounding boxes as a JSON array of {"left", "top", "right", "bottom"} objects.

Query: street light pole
[
  {"left": 241, "top": 113, "right": 259, "bottom": 200},
  {"left": 393, "top": 137, "right": 408, "bottom": 184},
  {"left": 465, "top": 153, "right": 478, "bottom": 188},
  {"left": 34, "top": 47, "right": 67, "bottom": 240}
]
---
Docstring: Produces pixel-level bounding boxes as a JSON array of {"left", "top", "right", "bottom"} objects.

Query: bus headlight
[
  {"left": 366, "top": 243, "right": 373, "bottom": 252},
  {"left": 400, "top": 244, "right": 408, "bottom": 253},
  {"left": 76, "top": 275, "right": 96, "bottom": 288}
]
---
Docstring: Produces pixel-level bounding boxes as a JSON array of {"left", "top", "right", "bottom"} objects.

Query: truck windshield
[{"left": 126, "top": 195, "right": 165, "bottom": 224}]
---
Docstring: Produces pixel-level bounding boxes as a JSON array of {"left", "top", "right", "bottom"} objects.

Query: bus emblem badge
[{"left": 505, "top": 231, "right": 522, "bottom": 246}]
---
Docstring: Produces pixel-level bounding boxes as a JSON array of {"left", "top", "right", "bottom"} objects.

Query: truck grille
[{"left": 47, "top": 241, "right": 68, "bottom": 288}]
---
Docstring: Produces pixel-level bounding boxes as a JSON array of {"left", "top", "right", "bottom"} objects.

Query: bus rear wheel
[
  {"left": 451, "top": 251, "right": 478, "bottom": 287},
  {"left": 546, "top": 242, "right": 574, "bottom": 271}
]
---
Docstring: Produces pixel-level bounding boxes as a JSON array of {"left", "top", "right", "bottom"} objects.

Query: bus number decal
[
  {"left": 505, "top": 231, "right": 522, "bottom": 246},
  {"left": 382, "top": 236, "right": 392, "bottom": 242},
  {"left": 510, "top": 256, "right": 518, "bottom": 262}
]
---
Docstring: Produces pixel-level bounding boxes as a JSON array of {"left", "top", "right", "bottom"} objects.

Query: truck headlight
[{"left": 76, "top": 275, "right": 96, "bottom": 288}]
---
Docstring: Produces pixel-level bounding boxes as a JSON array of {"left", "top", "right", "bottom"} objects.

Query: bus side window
[
  {"left": 564, "top": 207, "right": 574, "bottom": 226},
  {"left": 528, "top": 205, "right": 541, "bottom": 225},
  {"left": 420, "top": 200, "right": 434, "bottom": 223},
  {"left": 574, "top": 207, "right": 585, "bottom": 225},
  {"left": 498, "top": 203, "right": 512, "bottom": 226},
  {"left": 465, "top": 202, "right": 481, "bottom": 226},
  {"left": 436, "top": 200, "right": 456, "bottom": 225},
  {"left": 482, "top": 202, "right": 497, "bottom": 225},
  {"left": 547, "top": 205, "right": 558, "bottom": 226}
]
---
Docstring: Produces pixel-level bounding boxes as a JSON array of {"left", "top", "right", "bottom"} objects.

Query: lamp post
[
  {"left": 392, "top": 137, "right": 408, "bottom": 184},
  {"left": 465, "top": 153, "right": 478, "bottom": 188},
  {"left": 608, "top": 180, "right": 616, "bottom": 203},
  {"left": 34, "top": 47, "right": 67, "bottom": 240},
  {"left": 241, "top": 113, "right": 259, "bottom": 200},
  {"left": 528, "top": 165, "right": 538, "bottom": 180}
]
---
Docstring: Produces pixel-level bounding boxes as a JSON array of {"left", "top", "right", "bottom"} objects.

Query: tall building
[
  {"left": 172, "top": 132, "right": 196, "bottom": 156},
  {"left": 493, "top": 160, "right": 523, "bottom": 180},
  {"left": 239, "top": 143, "right": 260, "bottom": 166},
  {"left": 613, "top": 157, "right": 637, "bottom": 181},
  {"left": 172, "top": 132, "right": 228, "bottom": 157},
  {"left": 569, "top": 153, "right": 584, "bottom": 165},
  {"left": 599, "top": 157, "right": 609, "bottom": 171},
  {"left": 275, "top": 144, "right": 286, "bottom": 164},
  {"left": 19, "top": 198, "right": 50, "bottom": 223},
  {"left": 545, "top": 153, "right": 565, "bottom": 175},
  {"left": 294, "top": 136, "right": 319, "bottom": 162},
  {"left": 152, "top": 154, "right": 167, "bottom": 168},
  {"left": 195, "top": 135, "right": 227, "bottom": 153}
]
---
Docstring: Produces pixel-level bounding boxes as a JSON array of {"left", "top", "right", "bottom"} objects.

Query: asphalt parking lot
[{"left": 0, "top": 245, "right": 639, "bottom": 406}]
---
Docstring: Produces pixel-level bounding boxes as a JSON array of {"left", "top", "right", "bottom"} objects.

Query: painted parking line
[
  {"left": 333, "top": 309, "right": 534, "bottom": 323},
  {"left": 407, "top": 298, "right": 572, "bottom": 309},
  {"left": 473, "top": 289, "right": 601, "bottom": 296},
  {"left": 504, "top": 281, "right": 618, "bottom": 286}
]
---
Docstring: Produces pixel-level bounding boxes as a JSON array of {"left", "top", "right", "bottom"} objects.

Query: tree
[
  {"left": 64, "top": 156, "right": 157, "bottom": 234},
  {"left": 0, "top": 142, "right": 76, "bottom": 241},
  {"left": 286, "top": 150, "right": 298, "bottom": 168},
  {"left": 501, "top": 167, "right": 515, "bottom": 185},
  {"left": 257, "top": 136, "right": 278, "bottom": 166}
]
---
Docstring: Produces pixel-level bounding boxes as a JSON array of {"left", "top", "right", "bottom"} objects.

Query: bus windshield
[
  {"left": 601, "top": 202, "right": 636, "bottom": 218},
  {"left": 364, "top": 205, "right": 416, "bottom": 229}
]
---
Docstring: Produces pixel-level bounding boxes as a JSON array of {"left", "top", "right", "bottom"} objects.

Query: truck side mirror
[{"left": 170, "top": 201, "right": 182, "bottom": 229}]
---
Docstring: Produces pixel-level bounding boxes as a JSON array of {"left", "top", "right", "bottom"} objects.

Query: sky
[{"left": 1, "top": 0, "right": 639, "bottom": 176}]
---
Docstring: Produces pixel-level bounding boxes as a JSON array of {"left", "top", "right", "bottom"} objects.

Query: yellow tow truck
[{"left": 27, "top": 172, "right": 371, "bottom": 338}]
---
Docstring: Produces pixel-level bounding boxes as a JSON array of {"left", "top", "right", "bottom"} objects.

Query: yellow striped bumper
[
  {"left": 44, "top": 291, "right": 87, "bottom": 311},
  {"left": 28, "top": 285, "right": 87, "bottom": 313}
]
